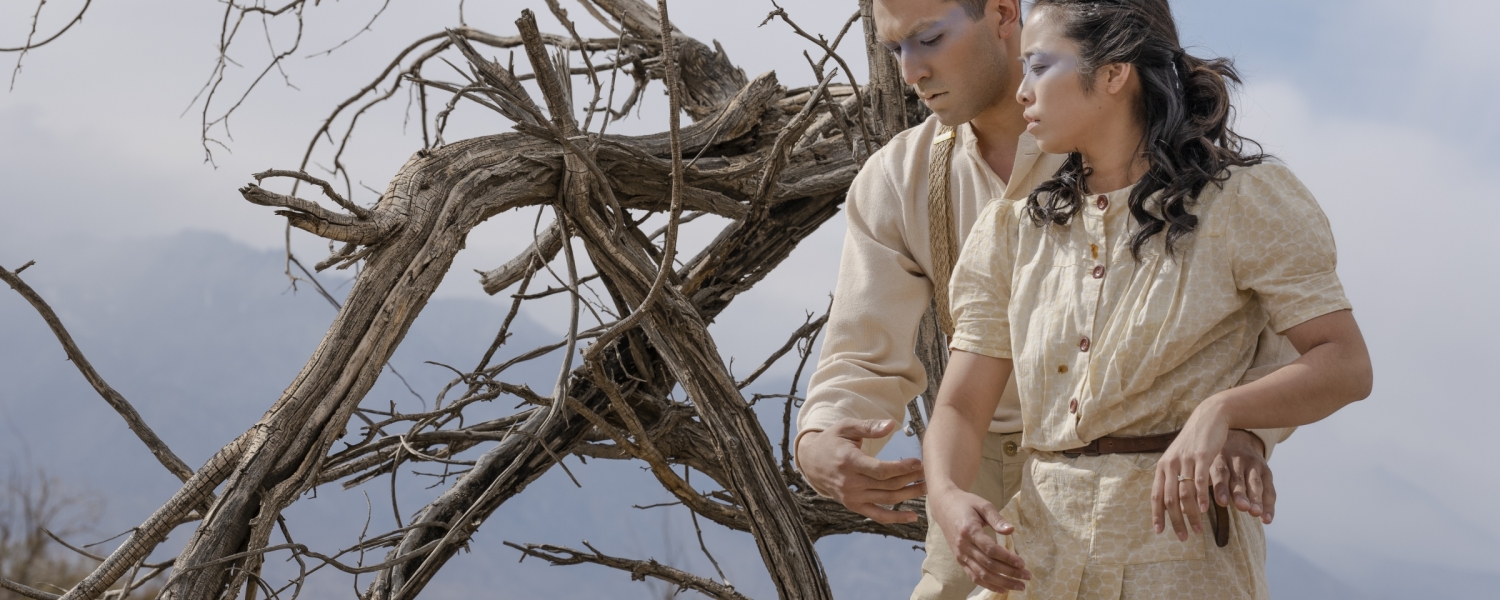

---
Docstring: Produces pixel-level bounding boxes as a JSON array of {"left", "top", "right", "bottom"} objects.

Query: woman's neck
[{"left": 1079, "top": 123, "right": 1149, "bottom": 193}]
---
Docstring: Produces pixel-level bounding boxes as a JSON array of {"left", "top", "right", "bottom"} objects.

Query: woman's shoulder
[
  {"left": 1208, "top": 161, "right": 1320, "bottom": 213},
  {"left": 1208, "top": 160, "right": 1332, "bottom": 235}
]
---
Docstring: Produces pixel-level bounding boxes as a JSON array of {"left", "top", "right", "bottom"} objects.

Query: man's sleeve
[{"left": 796, "top": 164, "right": 933, "bottom": 464}]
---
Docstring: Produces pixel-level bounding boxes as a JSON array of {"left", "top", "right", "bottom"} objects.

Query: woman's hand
[
  {"left": 929, "top": 487, "right": 1032, "bottom": 593},
  {"left": 1153, "top": 397, "right": 1231, "bottom": 541}
]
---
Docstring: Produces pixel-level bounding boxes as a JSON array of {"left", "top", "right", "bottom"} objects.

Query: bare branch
[
  {"left": 4, "top": 0, "right": 95, "bottom": 91},
  {"left": 0, "top": 0, "right": 93, "bottom": 52},
  {"left": 253, "top": 169, "right": 373, "bottom": 219},
  {"left": 0, "top": 578, "right": 59, "bottom": 600},
  {"left": 0, "top": 262, "right": 194, "bottom": 483},
  {"left": 505, "top": 541, "right": 749, "bottom": 600}
]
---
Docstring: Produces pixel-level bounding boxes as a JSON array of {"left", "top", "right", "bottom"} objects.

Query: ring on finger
[{"left": 1176, "top": 474, "right": 1196, "bottom": 483}]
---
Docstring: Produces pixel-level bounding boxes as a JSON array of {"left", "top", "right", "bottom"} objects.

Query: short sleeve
[
  {"left": 948, "top": 198, "right": 1018, "bottom": 358},
  {"left": 1228, "top": 163, "right": 1352, "bottom": 333}
]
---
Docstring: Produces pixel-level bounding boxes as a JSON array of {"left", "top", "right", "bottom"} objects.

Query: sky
[{"left": 3, "top": 0, "right": 1499, "bottom": 596}]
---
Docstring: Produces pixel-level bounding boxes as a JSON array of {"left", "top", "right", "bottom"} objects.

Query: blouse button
[
  {"left": 1096, "top": 195, "right": 1109, "bottom": 210},
  {"left": 1069, "top": 398, "right": 1079, "bottom": 414},
  {"left": 1079, "top": 337, "right": 1091, "bottom": 352},
  {"left": 1092, "top": 265, "right": 1105, "bottom": 279}
]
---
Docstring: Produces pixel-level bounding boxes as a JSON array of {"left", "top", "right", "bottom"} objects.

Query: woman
[{"left": 923, "top": 0, "right": 1373, "bottom": 598}]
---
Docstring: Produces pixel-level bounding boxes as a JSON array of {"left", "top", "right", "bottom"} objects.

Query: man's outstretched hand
[
  {"left": 1212, "top": 429, "right": 1277, "bottom": 524},
  {"left": 796, "top": 418, "right": 926, "bottom": 523}
]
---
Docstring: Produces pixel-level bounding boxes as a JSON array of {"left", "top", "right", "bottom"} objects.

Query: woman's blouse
[{"left": 949, "top": 162, "right": 1351, "bottom": 452}]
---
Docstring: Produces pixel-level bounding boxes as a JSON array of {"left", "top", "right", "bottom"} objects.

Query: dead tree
[{"left": 1, "top": 1, "right": 940, "bottom": 599}]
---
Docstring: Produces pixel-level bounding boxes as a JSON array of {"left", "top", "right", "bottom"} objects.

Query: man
[{"left": 794, "top": 1, "right": 1293, "bottom": 597}]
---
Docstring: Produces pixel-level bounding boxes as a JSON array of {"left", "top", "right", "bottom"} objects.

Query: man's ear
[
  {"left": 996, "top": 0, "right": 1022, "bottom": 38},
  {"left": 1101, "top": 62, "right": 1134, "bottom": 95}
]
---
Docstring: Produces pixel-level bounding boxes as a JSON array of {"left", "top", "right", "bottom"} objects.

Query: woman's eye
[
  {"left": 920, "top": 34, "right": 943, "bottom": 46},
  {"left": 1030, "top": 63, "right": 1048, "bottom": 75}
]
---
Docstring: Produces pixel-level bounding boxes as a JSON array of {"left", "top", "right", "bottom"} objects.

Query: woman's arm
[
  {"left": 1154, "top": 309, "right": 1373, "bottom": 540},
  {"left": 924, "top": 350, "right": 1032, "bottom": 593}
]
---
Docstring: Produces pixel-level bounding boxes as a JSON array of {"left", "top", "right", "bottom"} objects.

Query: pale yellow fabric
[
  {"left": 798, "top": 116, "right": 1064, "bottom": 461},
  {"left": 795, "top": 115, "right": 1294, "bottom": 495},
  {"left": 951, "top": 162, "right": 1351, "bottom": 599},
  {"left": 912, "top": 432, "right": 1026, "bottom": 600}
]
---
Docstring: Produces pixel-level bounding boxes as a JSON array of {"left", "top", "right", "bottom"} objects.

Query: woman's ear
[{"left": 1101, "top": 62, "right": 1135, "bottom": 95}]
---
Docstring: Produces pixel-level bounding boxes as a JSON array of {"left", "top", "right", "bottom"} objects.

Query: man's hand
[
  {"left": 928, "top": 487, "right": 1031, "bottom": 593},
  {"left": 796, "top": 418, "right": 926, "bottom": 523},
  {"left": 1211, "top": 429, "right": 1277, "bottom": 524}
]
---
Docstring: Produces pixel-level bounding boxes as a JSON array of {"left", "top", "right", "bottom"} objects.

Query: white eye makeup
[{"left": 1020, "top": 50, "right": 1078, "bottom": 85}]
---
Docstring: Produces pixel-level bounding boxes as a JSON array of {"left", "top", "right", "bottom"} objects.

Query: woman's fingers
[
  {"left": 961, "top": 552, "right": 1028, "bottom": 592},
  {"left": 1210, "top": 452, "right": 1229, "bottom": 507},
  {"left": 1194, "top": 455, "right": 1213, "bottom": 514},
  {"left": 1179, "top": 456, "right": 1206, "bottom": 536},
  {"left": 965, "top": 547, "right": 1030, "bottom": 581}
]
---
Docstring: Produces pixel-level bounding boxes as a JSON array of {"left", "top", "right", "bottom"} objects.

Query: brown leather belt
[
  {"left": 1060, "top": 432, "right": 1179, "bottom": 457},
  {"left": 1061, "top": 431, "right": 1231, "bottom": 547}
]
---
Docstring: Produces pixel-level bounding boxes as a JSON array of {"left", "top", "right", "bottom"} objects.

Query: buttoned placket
[{"left": 1071, "top": 192, "right": 1112, "bottom": 437}]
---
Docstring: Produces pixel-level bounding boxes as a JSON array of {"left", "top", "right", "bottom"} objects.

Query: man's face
[{"left": 875, "top": 0, "right": 1012, "bottom": 126}]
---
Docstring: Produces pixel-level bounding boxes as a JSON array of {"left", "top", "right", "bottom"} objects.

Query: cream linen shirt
[
  {"left": 797, "top": 115, "right": 1291, "bottom": 466},
  {"left": 798, "top": 116, "right": 1064, "bottom": 460},
  {"left": 952, "top": 163, "right": 1351, "bottom": 599}
]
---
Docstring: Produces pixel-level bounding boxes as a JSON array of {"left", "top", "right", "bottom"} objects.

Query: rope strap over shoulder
[{"left": 927, "top": 125, "right": 960, "bottom": 338}]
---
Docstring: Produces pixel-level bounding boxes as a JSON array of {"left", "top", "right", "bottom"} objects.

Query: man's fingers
[
  {"left": 859, "top": 466, "right": 926, "bottom": 491},
  {"left": 1195, "top": 463, "right": 1213, "bottom": 515},
  {"left": 836, "top": 418, "right": 897, "bottom": 440},
  {"left": 1210, "top": 453, "right": 1232, "bottom": 507},
  {"left": 1256, "top": 465, "right": 1277, "bottom": 524},
  {"left": 850, "top": 452, "right": 922, "bottom": 481},
  {"left": 853, "top": 482, "right": 927, "bottom": 506},
  {"left": 1232, "top": 459, "right": 1256, "bottom": 516},
  {"left": 849, "top": 502, "right": 919, "bottom": 524}
]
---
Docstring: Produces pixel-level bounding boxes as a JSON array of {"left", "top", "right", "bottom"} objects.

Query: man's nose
[{"left": 900, "top": 53, "right": 929, "bottom": 86}]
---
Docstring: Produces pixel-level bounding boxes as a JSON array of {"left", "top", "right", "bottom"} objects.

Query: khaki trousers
[{"left": 911, "top": 432, "right": 1027, "bottom": 600}]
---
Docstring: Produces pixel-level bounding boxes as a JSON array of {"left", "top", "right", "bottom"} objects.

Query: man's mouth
[{"left": 921, "top": 92, "right": 947, "bottom": 102}]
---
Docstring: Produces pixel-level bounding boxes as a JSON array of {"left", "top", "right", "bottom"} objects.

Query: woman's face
[{"left": 1016, "top": 7, "right": 1108, "bottom": 155}]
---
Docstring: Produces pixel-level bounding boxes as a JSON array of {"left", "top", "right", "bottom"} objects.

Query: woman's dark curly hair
[{"left": 1024, "top": 0, "right": 1267, "bottom": 258}]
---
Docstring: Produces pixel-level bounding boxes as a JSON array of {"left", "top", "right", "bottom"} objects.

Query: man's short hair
[{"left": 950, "top": 0, "right": 989, "bottom": 20}]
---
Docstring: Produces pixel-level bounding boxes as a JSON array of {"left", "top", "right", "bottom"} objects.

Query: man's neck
[{"left": 967, "top": 98, "right": 1029, "bottom": 184}]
